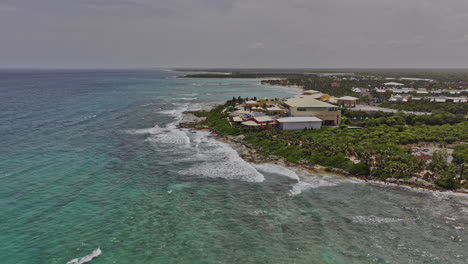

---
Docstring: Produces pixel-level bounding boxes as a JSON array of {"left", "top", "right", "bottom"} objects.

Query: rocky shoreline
[{"left": 179, "top": 112, "right": 468, "bottom": 194}]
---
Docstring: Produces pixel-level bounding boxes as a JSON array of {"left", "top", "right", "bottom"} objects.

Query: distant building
[
  {"left": 433, "top": 97, "right": 447, "bottom": 103},
  {"left": 277, "top": 117, "right": 322, "bottom": 130},
  {"left": 283, "top": 96, "right": 341, "bottom": 126},
  {"left": 446, "top": 97, "right": 467, "bottom": 103},
  {"left": 416, "top": 89, "right": 429, "bottom": 95},
  {"left": 384, "top": 82, "right": 404, "bottom": 86},
  {"left": 375, "top": 88, "right": 388, "bottom": 93},
  {"left": 400, "top": 77, "right": 435, "bottom": 82},
  {"left": 389, "top": 94, "right": 410, "bottom": 102},
  {"left": 303, "top": 90, "right": 320, "bottom": 95},
  {"left": 330, "top": 82, "right": 341, "bottom": 87},
  {"left": 335, "top": 96, "right": 359, "bottom": 108}
]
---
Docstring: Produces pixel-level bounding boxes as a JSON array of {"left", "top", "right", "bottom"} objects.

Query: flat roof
[
  {"left": 245, "top": 100, "right": 258, "bottom": 104},
  {"left": 304, "top": 90, "right": 320, "bottom": 94},
  {"left": 254, "top": 116, "right": 274, "bottom": 122},
  {"left": 337, "top": 96, "right": 359, "bottom": 101},
  {"left": 266, "top": 107, "right": 283, "bottom": 111},
  {"left": 277, "top": 117, "right": 322, "bottom": 123},
  {"left": 284, "top": 96, "right": 336, "bottom": 108},
  {"left": 233, "top": 116, "right": 243, "bottom": 122},
  {"left": 384, "top": 82, "right": 404, "bottom": 86},
  {"left": 241, "top": 121, "right": 261, "bottom": 127}
]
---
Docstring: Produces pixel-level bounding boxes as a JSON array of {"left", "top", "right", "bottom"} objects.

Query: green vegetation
[
  {"left": 343, "top": 110, "right": 465, "bottom": 127},
  {"left": 241, "top": 123, "right": 467, "bottom": 179},
  {"left": 192, "top": 103, "right": 241, "bottom": 135},
  {"left": 177, "top": 68, "right": 468, "bottom": 82},
  {"left": 263, "top": 77, "right": 362, "bottom": 97},
  {"left": 380, "top": 101, "right": 468, "bottom": 115},
  {"left": 198, "top": 99, "right": 468, "bottom": 190}
]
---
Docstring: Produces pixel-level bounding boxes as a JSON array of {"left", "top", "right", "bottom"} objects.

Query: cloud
[
  {"left": 1, "top": 0, "right": 468, "bottom": 68},
  {"left": 248, "top": 42, "right": 265, "bottom": 49}
]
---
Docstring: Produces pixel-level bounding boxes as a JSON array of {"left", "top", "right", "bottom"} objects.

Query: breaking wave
[
  {"left": 126, "top": 103, "right": 196, "bottom": 147},
  {"left": 179, "top": 131, "right": 265, "bottom": 182},
  {"left": 177, "top": 97, "right": 198, "bottom": 101},
  {"left": 289, "top": 177, "right": 338, "bottom": 196},
  {"left": 66, "top": 248, "right": 102, "bottom": 264},
  {"left": 352, "top": 215, "right": 404, "bottom": 225},
  {"left": 253, "top": 164, "right": 300, "bottom": 181}
]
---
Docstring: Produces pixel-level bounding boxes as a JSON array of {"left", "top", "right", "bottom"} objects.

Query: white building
[
  {"left": 277, "top": 117, "right": 322, "bottom": 130},
  {"left": 389, "top": 94, "right": 410, "bottom": 102},
  {"left": 283, "top": 96, "right": 341, "bottom": 125},
  {"left": 384, "top": 82, "right": 404, "bottom": 86},
  {"left": 400, "top": 77, "right": 435, "bottom": 82}
]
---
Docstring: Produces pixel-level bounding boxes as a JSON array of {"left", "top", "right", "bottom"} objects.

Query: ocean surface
[{"left": 0, "top": 70, "right": 467, "bottom": 264}]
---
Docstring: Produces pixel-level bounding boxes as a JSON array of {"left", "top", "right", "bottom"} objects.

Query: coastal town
[{"left": 182, "top": 70, "right": 468, "bottom": 192}]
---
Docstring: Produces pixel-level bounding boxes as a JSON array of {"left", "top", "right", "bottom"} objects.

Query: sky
[{"left": 1, "top": 0, "right": 468, "bottom": 68}]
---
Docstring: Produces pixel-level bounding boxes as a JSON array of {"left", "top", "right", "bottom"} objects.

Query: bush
[
  {"left": 435, "top": 176, "right": 461, "bottom": 189},
  {"left": 349, "top": 163, "right": 370, "bottom": 176}
]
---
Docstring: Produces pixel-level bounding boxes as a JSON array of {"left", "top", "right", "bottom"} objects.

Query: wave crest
[{"left": 67, "top": 248, "right": 102, "bottom": 264}]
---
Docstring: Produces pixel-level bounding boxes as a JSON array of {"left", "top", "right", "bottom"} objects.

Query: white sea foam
[
  {"left": 289, "top": 178, "right": 337, "bottom": 196},
  {"left": 126, "top": 104, "right": 197, "bottom": 148},
  {"left": 352, "top": 215, "right": 404, "bottom": 225},
  {"left": 179, "top": 131, "right": 264, "bottom": 182},
  {"left": 125, "top": 125, "right": 164, "bottom": 135},
  {"left": 177, "top": 97, "right": 198, "bottom": 101},
  {"left": 253, "top": 164, "right": 300, "bottom": 181},
  {"left": 252, "top": 209, "right": 269, "bottom": 215},
  {"left": 66, "top": 248, "right": 102, "bottom": 264}
]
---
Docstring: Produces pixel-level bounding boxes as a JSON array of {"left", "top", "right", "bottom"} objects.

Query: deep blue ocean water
[{"left": 0, "top": 70, "right": 467, "bottom": 264}]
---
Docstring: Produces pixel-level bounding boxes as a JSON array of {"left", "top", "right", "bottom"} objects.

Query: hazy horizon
[{"left": 1, "top": 0, "right": 468, "bottom": 68}]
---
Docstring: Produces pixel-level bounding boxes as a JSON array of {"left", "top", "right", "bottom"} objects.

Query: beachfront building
[
  {"left": 335, "top": 96, "right": 359, "bottom": 108},
  {"left": 240, "top": 115, "right": 276, "bottom": 129},
  {"left": 283, "top": 96, "right": 341, "bottom": 126},
  {"left": 277, "top": 117, "right": 322, "bottom": 130}
]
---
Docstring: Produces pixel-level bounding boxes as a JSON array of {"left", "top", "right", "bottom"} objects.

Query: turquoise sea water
[{"left": 0, "top": 70, "right": 467, "bottom": 264}]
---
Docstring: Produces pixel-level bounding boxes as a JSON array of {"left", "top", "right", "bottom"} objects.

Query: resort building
[
  {"left": 265, "top": 106, "right": 288, "bottom": 116},
  {"left": 277, "top": 117, "right": 322, "bottom": 130},
  {"left": 241, "top": 115, "right": 276, "bottom": 128},
  {"left": 335, "top": 96, "right": 359, "bottom": 108},
  {"left": 283, "top": 96, "right": 341, "bottom": 126}
]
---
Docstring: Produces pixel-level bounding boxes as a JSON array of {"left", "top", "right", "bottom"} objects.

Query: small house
[{"left": 277, "top": 117, "right": 323, "bottom": 130}]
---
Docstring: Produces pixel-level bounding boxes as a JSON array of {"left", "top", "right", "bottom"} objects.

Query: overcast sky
[{"left": 1, "top": 0, "right": 468, "bottom": 68}]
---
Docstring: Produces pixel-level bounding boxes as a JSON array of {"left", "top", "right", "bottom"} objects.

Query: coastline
[
  {"left": 207, "top": 125, "right": 468, "bottom": 194},
  {"left": 173, "top": 74, "right": 467, "bottom": 194},
  {"left": 179, "top": 110, "right": 468, "bottom": 195},
  {"left": 258, "top": 82, "right": 304, "bottom": 95}
]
